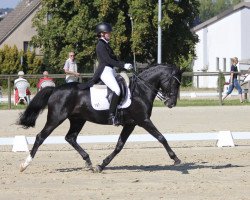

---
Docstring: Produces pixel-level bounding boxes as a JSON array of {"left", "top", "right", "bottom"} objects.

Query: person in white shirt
[{"left": 63, "top": 51, "right": 80, "bottom": 83}]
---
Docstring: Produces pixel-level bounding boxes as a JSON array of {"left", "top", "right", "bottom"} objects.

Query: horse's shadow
[
  {"left": 106, "top": 162, "right": 244, "bottom": 174},
  {"left": 55, "top": 162, "right": 245, "bottom": 174}
]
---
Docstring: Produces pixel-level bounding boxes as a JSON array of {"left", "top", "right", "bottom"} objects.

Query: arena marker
[
  {"left": 12, "top": 135, "right": 29, "bottom": 152},
  {"left": 190, "top": 92, "right": 197, "bottom": 98},
  {"left": 216, "top": 131, "right": 235, "bottom": 147}
]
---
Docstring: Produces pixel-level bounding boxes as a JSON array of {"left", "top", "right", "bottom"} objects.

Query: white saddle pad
[{"left": 90, "top": 85, "right": 131, "bottom": 111}]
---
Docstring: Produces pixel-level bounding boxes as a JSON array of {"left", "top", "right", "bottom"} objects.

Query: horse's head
[{"left": 159, "top": 67, "right": 183, "bottom": 108}]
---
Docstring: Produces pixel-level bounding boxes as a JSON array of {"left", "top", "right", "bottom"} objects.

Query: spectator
[
  {"left": 222, "top": 57, "right": 243, "bottom": 103},
  {"left": 242, "top": 67, "right": 250, "bottom": 83},
  {"left": 14, "top": 71, "right": 31, "bottom": 104},
  {"left": 63, "top": 51, "right": 79, "bottom": 83},
  {"left": 37, "top": 71, "right": 55, "bottom": 91},
  {"left": 240, "top": 67, "right": 250, "bottom": 101}
]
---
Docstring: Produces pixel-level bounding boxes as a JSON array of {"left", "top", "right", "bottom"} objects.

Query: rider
[{"left": 94, "top": 22, "right": 133, "bottom": 125}]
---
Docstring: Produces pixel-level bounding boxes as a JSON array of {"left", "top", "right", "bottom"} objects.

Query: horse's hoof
[
  {"left": 85, "top": 165, "right": 94, "bottom": 172},
  {"left": 85, "top": 162, "right": 93, "bottom": 171},
  {"left": 93, "top": 165, "right": 103, "bottom": 173},
  {"left": 20, "top": 163, "right": 27, "bottom": 172},
  {"left": 174, "top": 158, "right": 181, "bottom": 165}
]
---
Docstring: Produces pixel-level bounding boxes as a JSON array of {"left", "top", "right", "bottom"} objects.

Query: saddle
[{"left": 90, "top": 72, "right": 131, "bottom": 111}]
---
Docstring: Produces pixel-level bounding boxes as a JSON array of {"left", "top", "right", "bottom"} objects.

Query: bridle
[
  {"left": 132, "top": 71, "right": 181, "bottom": 102},
  {"left": 158, "top": 74, "right": 181, "bottom": 102}
]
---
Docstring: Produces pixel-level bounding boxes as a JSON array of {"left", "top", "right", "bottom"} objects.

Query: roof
[
  {"left": 0, "top": 0, "right": 41, "bottom": 45},
  {"left": 192, "top": 2, "right": 250, "bottom": 32}
]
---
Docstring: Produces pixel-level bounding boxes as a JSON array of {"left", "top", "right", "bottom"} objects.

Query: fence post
[
  {"left": 196, "top": 75, "right": 199, "bottom": 88},
  {"left": 79, "top": 75, "right": 82, "bottom": 83},
  {"left": 8, "top": 76, "right": 11, "bottom": 109},
  {"left": 218, "top": 72, "right": 223, "bottom": 105}
]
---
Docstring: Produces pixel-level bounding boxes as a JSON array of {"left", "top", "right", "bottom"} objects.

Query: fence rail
[{"left": 0, "top": 71, "right": 243, "bottom": 109}]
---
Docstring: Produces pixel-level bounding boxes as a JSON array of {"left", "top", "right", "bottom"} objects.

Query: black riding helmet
[{"left": 96, "top": 22, "right": 112, "bottom": 36}]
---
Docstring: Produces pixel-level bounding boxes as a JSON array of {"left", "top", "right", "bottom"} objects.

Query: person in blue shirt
[{"left": 222, "top": 57, "right": 243, "bottom": 103}]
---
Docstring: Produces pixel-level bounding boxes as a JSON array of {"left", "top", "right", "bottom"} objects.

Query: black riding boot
[{"left": 108, "top": 92, "right": 120, "bottom": 126}]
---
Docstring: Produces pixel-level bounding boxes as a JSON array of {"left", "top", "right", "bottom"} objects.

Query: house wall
[
  {"left": 0, "top": 10, "right": 37, "bottom": 51},
  {"left": 193, "top": 7, "right": 250, "bottom": 88},
  {"left": 241, "top": 8, "right": 250, "bottom": 63}
]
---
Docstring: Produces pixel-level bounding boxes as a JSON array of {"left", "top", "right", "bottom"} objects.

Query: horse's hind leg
[
  {"left": 139, "top": 119, "right": 181, "bottom": 165},
  {"left": 95, "top": 124, "right": 135, "bottom": 173},
  {"left": 65, "top": 118, "right": 93, "bottom": 171},
  {"left": 20, "top": 120, "right": 63, "bottom": 172}
]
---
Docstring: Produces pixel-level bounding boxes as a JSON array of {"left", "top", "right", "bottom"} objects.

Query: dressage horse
[{"left": 17, "top": 64, "right": 183, "bottom": 172}]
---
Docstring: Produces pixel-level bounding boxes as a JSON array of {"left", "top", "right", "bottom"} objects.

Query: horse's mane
[{"left": 138, "top": 64, "right": 176, "bottom": 79}]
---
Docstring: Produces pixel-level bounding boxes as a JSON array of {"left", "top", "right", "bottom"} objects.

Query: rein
[
  {"left": 132, "top": 72, "right": 171, "bottom": 102},
  {"left": 173, "top": 76, "right": 181, "bottom": 84}
]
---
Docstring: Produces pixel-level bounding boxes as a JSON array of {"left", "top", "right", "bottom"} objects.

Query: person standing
[
  {"left": 63, "top": 51, "right": 79, "bottom": 83},
  {"left": 222, "top": 57, "right": 243, "bottom": 103}
]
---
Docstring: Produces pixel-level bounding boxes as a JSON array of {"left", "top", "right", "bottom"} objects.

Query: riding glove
[{"left": 124, "top": 63, "right": 133, "bottom": 70}]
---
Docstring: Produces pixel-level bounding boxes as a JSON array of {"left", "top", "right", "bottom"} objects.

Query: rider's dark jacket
[{"left": 78, "top": 38, "right": 124, "bottom": 89}]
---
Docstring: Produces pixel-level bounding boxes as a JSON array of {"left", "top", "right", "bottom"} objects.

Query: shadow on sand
[
  {"left": 105, "top": 162, "right": 244, "bottom": 174},
  {"left": 55, "top": 162, "right": 245, "bottom": 174}
]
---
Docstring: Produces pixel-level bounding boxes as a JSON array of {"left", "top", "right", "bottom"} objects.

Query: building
[
  {"left": 0, "top": 0, "right": 41, "bottom": 52},
  {"left": 192, "top": 1, "right": 250, "bottom": 88}
]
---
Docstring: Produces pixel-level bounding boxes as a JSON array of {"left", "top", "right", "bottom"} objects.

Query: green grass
[
  {"left": 1, "top": 98, "right": 250, "bottom": 110},
  {"left": 154, "top": 99, "right": 250, "bottom": 107},
  {"left": 0, "top": 103, "right": 27, "bottom": 110}
]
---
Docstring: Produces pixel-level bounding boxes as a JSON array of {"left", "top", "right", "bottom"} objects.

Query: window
[
  {"left": 23, "top": 41, "right": 33, "bottom": 52},
  {"left": 23, "top": 41, "right": 29, "bottom": 52},
  {"left": 223, "top": 58, "right": 226, "bottom": 72},
  {"left": 216, "top": 57, "right": 219, "bottom": 71}
]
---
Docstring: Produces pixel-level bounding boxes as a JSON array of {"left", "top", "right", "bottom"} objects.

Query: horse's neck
[
  {"left": 134, "top": 70, "right": 162, "bottom": 102},
  {"left": 139, "top": 68, "right": 162, "bottom": 89}
]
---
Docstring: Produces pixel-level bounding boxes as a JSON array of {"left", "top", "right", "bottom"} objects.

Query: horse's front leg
[
  {"left": 95, "top": 124, "right": 135, "bottom": 173},
  {"left": 139, "top": 119, "right": 181, "bottom": 165},
  {"left": 65, "top": 119, "right": 93, "bottom": 171}
]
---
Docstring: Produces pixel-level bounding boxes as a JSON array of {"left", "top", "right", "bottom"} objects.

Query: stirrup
[{"left": 108, "top": 116, "right": 120, "bottom": 126}]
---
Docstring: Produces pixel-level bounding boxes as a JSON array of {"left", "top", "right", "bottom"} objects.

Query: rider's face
[{"left": 103, "top": 32, "right": 111, "bottom": 41}]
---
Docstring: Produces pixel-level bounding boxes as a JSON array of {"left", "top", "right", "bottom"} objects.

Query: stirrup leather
[{"left": 108, "top": 115, "right": 120, "bottom": 126}]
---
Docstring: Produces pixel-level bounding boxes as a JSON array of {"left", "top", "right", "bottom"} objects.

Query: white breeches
[{"left": 100, "top": 66, "right": 120, "bottom": 96}]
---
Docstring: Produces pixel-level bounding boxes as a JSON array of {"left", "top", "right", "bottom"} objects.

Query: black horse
[{"left": 18, "top": 64, "right": 183, "bottom": 172}]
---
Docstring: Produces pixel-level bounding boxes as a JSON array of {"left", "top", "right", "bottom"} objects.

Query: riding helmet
[{"left": 96, "top": 22, "right": 112, "bottom": 34}]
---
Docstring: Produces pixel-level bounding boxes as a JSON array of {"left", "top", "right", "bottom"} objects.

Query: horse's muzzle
[{"left": 164, "top": 99, "right": 176, "bottom": 108}]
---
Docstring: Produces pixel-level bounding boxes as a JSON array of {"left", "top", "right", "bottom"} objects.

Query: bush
[
  {"left": 0, "top": 45, "right": 43, "bottom": 87},
  {"left": 217, "top": 70, "right": 225, "bottom": 92}
]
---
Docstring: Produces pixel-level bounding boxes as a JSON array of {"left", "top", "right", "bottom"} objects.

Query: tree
[
  {"left": 0, "top": 45, "right": 42, "bottom": 76},
  {"left": 23, "top": 50, "right": 43, "bottom": 75},
  {"left": 0, "top": 45, "right": 21, "bottom": 74},
  {"left": 198, "top": 0, "right": 215, "bottom": 22},
  {"left": 31, "top": 0, "right": 200, "bottom": 72},
  {"left": 198, "top": 0, "right": 242, "bottom": 23}
]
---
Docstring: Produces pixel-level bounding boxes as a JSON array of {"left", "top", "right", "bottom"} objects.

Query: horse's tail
[{"left": 17, "top": 87, "right": 55, "bottom": 129}]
